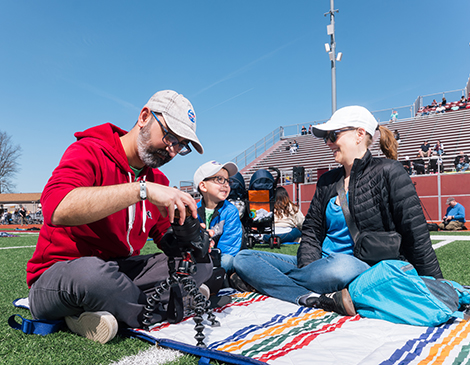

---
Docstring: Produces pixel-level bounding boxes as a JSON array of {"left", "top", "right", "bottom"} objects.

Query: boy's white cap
[
  {"left": 312, "top": 105, "right": 378, "bottom": 138},
  {"left": 145, "top": 90, "right": 204, "bottom": 154},
  {"left": 194, "top": 160, "right": 238, "bottom": 187}
]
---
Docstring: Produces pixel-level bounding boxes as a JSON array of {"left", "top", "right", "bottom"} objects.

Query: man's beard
[{"left": 137, "top": 121, "right": 173, "bottom": 169}]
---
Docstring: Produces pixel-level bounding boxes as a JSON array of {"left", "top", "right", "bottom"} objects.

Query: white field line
[
  {"left": 109, "top": 345, "right": 182, "bottom": 365},
  {"left": 1, "top": 232, "right": 40, "bottom": 235},
  {"left": 0, "top": 245, "right": 36, "bottom": 250},
  {"left": 430, "top": 235, "right": 469, "bottom": 249}
]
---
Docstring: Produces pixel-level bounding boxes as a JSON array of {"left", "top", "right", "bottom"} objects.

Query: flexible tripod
[{"left": 141, "top": 251, "right": 220, "bottom": 347}]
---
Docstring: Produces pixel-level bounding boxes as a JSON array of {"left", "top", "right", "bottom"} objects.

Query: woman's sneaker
[
  {"left": 65, "top": 311, "right": 118, "bottom": 344},
  {"left": 305, "top": 288, "right": 356, "bottom": 316}
]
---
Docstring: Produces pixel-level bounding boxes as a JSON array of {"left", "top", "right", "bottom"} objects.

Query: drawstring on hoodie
[
  {"left": 141, "top": 175, "right": 147, "bottom": 233},
  {"left": 127, "top": 172, "right": 135, "bottom": 256},
  {"left": 126, "top": 173, "right": 148, "bottom": 256}
]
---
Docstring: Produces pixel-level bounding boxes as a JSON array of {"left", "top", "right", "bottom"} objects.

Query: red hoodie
[{"left": 27, "top": 123, "right": 171, "bottom": 287}]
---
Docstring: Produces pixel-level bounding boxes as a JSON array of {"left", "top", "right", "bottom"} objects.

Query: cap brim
[
  {"left": 163, "top": 112, "right": 204, "bottom": 154},
  {"left": 311, "top": 117, "right": 350, "bottom": 138},
  {"left": 312, "top": 127, "right": 327, "bottom": 138},
  {"left": 221, "top": 162, "right": 238, "bottom": 177}
]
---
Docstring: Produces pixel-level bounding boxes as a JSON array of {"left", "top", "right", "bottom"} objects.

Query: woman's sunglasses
[{"left": 323, "top": 127, "right": 357, "bottom": 143}]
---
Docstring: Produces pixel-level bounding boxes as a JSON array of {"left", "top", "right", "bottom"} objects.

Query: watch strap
[{"left": 140, "top": 180, "right": 147, "bottom": 200}]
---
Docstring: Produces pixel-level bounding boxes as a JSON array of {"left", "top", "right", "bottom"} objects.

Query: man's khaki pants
[{"left": 438, "top": 220, "right": 465, "bottom": 230}]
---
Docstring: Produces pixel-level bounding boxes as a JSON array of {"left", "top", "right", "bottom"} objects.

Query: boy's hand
[{"left": 200, "top": 223, "right": 215, "bottom": 252}]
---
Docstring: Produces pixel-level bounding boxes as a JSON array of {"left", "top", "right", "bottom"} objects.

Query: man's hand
[{"left": 146, "top": 183, "right": 197, "bottom": 225}]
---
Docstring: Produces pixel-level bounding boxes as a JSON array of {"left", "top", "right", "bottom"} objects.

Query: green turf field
[{"left": 1, "top": 231, "right": 469, "bottom": 364}]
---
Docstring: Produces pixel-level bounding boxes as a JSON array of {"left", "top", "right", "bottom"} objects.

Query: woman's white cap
[{"left": 312, "top": 105, "right": 378, "bottom": 138}]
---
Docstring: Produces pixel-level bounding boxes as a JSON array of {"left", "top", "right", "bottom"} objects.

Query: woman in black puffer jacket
[{"left": 233, "top": 106, "right": 442, "bottom": 315}]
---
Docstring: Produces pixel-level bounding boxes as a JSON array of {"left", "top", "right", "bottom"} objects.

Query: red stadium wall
[{"left": 286, "top": 174, "right": 470, "bottom": 223}]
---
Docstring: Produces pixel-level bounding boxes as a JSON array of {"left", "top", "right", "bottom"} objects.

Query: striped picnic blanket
[{"left": 128, "top": 290, "right": 470, "bottom": 364}]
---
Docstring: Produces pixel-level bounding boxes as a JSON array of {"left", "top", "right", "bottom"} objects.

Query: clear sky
[{"left": 1, "top": 0, "right": 469, "bottom": 193}]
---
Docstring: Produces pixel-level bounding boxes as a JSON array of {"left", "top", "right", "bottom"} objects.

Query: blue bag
[{"left": 348, "top": 260, "right": 470, "bottom": 326}]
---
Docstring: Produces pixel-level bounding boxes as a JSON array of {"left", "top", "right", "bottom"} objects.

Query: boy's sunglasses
[{"left": 323, "top": 127, "right": 357, "bottom": 144}]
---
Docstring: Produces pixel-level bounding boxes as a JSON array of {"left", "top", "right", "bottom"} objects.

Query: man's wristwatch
[{"left": 140, "top": 180, "right": 147, "bottom": 200}]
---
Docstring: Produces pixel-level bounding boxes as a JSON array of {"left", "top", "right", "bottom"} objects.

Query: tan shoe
[{"left": 65, "top": 311, "right": 118, "bottom": 344}]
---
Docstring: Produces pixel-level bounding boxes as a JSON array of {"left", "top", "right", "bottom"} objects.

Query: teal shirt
[{"left": 321, "top": 194, "right": 355, "bottom": 257}]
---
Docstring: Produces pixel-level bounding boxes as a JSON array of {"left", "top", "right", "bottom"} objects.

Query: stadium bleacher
[{"left": 240, "top": 108, "right": 470, "bottom": 184}]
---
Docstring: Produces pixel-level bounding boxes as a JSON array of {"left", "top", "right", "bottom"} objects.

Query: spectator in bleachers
[
  {"left": 401, "top": 156, "right": 412, "bottom": 175},
  {"left": 393, "top": 129, "right": 401, "bottom": 144},
  {"left": 290, "top": 140, "right": 299, "bottom": 155},
  {"left": 434, "top": 140, "right": 445, "bottom": 156},
  {"left": 301, "top": 126, "right": 307, "bottom": 135},
  {"left": 429, "top": 151, "right": 443, "bottom": 174},
  {"left": 454, "top": 151, "right": 469, "bottom": 172},
  {"left": 418, "top": 140, "right": 431, "bottom": 158},
  {"left": 442, "top": 97, "right": 447, "bottom": 105},
  {"left": 413, "top": 154, "right": 426, "bottom": 175},
  {"left": 459, "top": 96, "right": 467, "bottom": 110},
  {"left": 308, "top": 124, "right": 313, "bottom": 135},
  {"left": 436, "top": 103, "right": 446, "bottom": 114},
  {"left": 390, "top": 110, "right": 398, "bottom": 123},
  {"left": 431, "top": 99, "right": 438, "bottom": 107}
]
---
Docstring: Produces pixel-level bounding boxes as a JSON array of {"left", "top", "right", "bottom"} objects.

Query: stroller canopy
[
  {"left": 249, "top": 169, "right": 275, "bottom": 192},
  {"left": 228, "top": 172, "right": 247, "bottom": 200}
]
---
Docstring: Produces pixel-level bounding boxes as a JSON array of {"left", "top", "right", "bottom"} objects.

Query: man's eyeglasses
[
  {"left": 151, "top": 111, "right": 191, "bottom": 156},
  {"left": 204, "top": 176, "right": 230, "bottom": 185},
  {"left": 323, "top": 127, "right": 357, "bottom": 144}
]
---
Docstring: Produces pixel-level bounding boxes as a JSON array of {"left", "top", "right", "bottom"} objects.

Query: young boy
[{"left": 193, "top": 160, "right": 243, "bottom": 275}]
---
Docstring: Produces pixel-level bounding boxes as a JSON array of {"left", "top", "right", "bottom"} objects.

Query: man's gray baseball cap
[{"left": 145, "top": 90, "right": 203, "bottom": 154}]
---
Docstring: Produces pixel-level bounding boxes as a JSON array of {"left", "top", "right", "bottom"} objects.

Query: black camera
[{"left": 160, "top": 207, "right": 211, "bottom": 263}]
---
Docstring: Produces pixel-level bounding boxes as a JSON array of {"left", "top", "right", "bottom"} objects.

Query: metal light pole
[{"left": 324, "top": 0, "right": 341, "bottom": 114}]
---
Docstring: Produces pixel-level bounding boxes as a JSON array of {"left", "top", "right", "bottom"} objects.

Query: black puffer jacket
[{"left": 298, "top": 150, "right": 442, "bottom": 278}]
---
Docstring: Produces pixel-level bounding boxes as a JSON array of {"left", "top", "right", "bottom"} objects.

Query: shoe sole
[
  {"left": 199, "top": 284, "right": 211, "bottom": 300},
  {"left": 229, "top": 273, "right": 255, "bottom": 292},
  {"left": 65, "top": 311, "right": 118, "bottom": 344},
  {"left": 341, "top": 289, "right": 357, "bottom": 316}
]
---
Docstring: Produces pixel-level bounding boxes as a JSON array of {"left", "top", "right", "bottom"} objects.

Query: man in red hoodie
[{"left": 26, "top": 90, "right": 213, "bottom": 343}]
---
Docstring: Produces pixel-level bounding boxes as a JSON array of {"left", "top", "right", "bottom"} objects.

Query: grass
[{"left": 1, "top": 231, "right": 469, "bottom": 364}]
